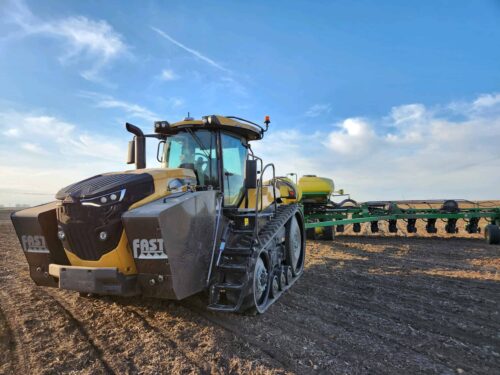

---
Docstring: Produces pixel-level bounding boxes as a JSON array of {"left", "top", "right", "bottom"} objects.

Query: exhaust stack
[{"left": 126, "top": 122, "right": 146, "bottom": 169}]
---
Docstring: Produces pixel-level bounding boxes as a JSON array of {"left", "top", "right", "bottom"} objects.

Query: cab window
[
  {"left": 162, "top": 130, "right": 218, "bottom": 187},
  {"left": 221, "top": 133, "right": 247, "bottom": 206}
]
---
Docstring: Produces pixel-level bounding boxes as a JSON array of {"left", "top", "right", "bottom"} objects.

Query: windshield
[{"left": 162, "top": 130, "right": 218, "bottom": 186}]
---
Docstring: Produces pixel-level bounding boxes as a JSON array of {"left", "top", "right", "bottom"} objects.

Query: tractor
[{"left": 11, "top": 115, "right": 306, "bottom": 314}]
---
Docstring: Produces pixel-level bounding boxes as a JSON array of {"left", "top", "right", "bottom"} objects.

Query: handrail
[{"left": 254, "top": 162, "right": 277, "bottom": 241}]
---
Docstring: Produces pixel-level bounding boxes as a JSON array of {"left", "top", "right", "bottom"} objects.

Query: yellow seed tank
[{"left": 298, "top": 175, "right": 334, "bottom": 203}]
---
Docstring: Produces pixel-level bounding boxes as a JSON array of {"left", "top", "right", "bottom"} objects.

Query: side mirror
[
  {"left": 127, "top": 140, "right": 135, "bottom": 164},
  {"left": 245, "top": 159, "right": 257, "bottom": 189}
]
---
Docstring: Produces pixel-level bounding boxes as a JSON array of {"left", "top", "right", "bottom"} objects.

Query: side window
[{"left": 221, "top": 133, "right": 247, "bottom": 206}]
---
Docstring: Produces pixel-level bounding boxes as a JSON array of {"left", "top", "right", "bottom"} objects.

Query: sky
[{"left": 0, "top": 0, "right": 499, "bottom": 206}]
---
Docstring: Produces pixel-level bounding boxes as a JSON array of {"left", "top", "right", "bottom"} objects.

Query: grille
[
  {"left": 57, "top": 204, "right": 123, "bottom": 261},
  {"left": 55, "top": 172, "right": 154, "bottom": 261}
]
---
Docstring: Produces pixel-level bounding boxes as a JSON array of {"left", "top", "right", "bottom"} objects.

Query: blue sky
[{"left": 1, "top": 0, "right": 500, "bottom": 205}]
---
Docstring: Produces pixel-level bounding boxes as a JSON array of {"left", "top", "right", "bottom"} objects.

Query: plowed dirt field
[{"left": 1, "top": 210, "right": 499, "bottom": 374}]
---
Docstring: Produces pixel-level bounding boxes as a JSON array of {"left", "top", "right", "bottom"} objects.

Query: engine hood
[{"left": 56, "top": 172, "right": 154, "bottom": 201}]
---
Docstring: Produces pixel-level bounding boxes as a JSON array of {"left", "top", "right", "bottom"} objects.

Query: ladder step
[
  {"left": 214, "top": 282, "right": 244, "bottom": 290},
  {"left": 218, "top": 263, "right": 247, "bottom": 272},
  {"left": 224, "top": 247, "right": 253, "bottom": 256},
  {"left": 207, "top": 303, "right": 239, "bottom": 312},
  {"left": 232, "top": 228, "right": 254, "bottom": 234}
]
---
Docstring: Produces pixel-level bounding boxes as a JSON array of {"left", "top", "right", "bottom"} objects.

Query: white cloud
[
  {"left": 326, "top": 118, "right": 376, "bottom": 155},
  {"left": 21, "top": 142, "right": 47, "bottom": 155},
  {"left": 3, "top": 128, "right": 20, "bottom": 137},
  {"left": 169, "top": 98, "right": 184, "bottom": 109},
  {"left": 305, "top": 104, "right": 331, "bottom": 118},
  {"left": 254, "top": 93, "right": 500, "bottom": 200},
  {"left": 160, "top": 69, "right": 178, "bottom": 81},
  {"left": 4, "top": 0, "right": 128, "bottom": 82},
  {"left": 0, "top": 108, "right": 129, "bottom": 205},
  {"left": 473, "top": 93, "right": 500, "bottom": 109},
  {"left": 390, "top": 104, "right": 426, "bottom": 125},
  {"left": 80, "top": 92, "right": 159, "bottom": 122},
  {"left": 151, "top": 26, "right": 230, "bottom": 73}
]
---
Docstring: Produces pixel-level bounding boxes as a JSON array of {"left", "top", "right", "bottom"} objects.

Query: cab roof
[{"left": 154, "top": 115, "right": 265, "bottom": 141}]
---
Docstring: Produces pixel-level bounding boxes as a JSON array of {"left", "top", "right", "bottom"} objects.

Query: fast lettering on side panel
[
  {"left": 132, "top": 238, "right": 167, "bottom": 259},
  {"left": 21, "top": 234, "right": 49, "bottom": 253}
]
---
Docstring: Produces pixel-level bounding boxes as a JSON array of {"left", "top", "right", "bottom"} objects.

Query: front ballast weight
[{"left": 303, "top": 199, "right": 500, "bottom": 245}]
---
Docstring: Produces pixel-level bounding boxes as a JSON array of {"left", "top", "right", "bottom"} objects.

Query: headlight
[{"left": 81, "top": 189, "right": 126, "bottom": 207}]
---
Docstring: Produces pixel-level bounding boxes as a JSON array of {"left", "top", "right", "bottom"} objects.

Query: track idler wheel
[
  {"left": 485, "top": 224, "right": 500, "bottom": 245},
  {"left": 285, "top": 216, "right": 305, "bottom": 276}
]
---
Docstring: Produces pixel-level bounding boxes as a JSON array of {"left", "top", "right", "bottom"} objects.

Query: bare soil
[{"left": 0, "top": 211, "right": 499, "bottom": 374}]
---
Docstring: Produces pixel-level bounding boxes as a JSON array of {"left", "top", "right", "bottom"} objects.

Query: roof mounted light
[
  {"left": 202, "top": 115, "right": 221, "bottom": 126},
  {"left": 154, "top": 120, "right": 171, "bottom": 133}
]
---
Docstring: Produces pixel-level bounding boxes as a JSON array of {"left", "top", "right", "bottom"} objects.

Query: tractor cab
[{"left": 127, "top": 115, "right": 274, "bottom": 209}]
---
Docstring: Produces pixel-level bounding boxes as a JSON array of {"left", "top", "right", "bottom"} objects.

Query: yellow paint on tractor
[
  {"left": 63, "top": 167, "right": 197, "bottom": 275},
  {"left": 64, "top": 231, "right": 137, "bottom": 275}
]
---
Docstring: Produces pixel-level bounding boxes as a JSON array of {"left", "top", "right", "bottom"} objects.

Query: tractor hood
[{"left": 55, "top": 172, "right": 154, "bottom": 201}]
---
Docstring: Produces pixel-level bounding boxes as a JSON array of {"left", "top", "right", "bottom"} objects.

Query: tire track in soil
[
  {"left": 295, "top": 273, "right": 500, "bottom": 336},
  {"left": 0, "top": 281, "right": 111, "bottom": 374},
  {"left": 299, "top": 260, "right": 499, "bottom": 348},
  {"left": 44, "top": 291, "right": 208, "bottom": 374},
  {"left": 180, "top": 298, "right": 322, "bottom": 374},
  {"left": 0, "top": 303, "right": 21, "bottom": 375},
  {"left": 121, "top": 300, "right": 292, "bottom": 374},
  {"left": 269, "top": 293, "right": 457, "bottom": 374},
  {"left": 181, "top": 298, "right": 311, "bottom": 374},
  {"left": 278, "top": 295, "right": 483, "bottom": 374}
]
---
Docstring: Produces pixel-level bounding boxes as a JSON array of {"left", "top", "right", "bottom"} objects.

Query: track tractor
[{"left": 11, "top": 115, "right": 306, "bottom": 314}]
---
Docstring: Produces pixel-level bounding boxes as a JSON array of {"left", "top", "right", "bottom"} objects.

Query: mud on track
[{"left": 1, "top": 217, "right": 499, "bottom": 374}]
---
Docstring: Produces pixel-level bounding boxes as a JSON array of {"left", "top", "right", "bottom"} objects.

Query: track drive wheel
[
  {"left": 485, "top": 224, "right": 500, "bottom": 245},
  {"left": 285, "top": 215, "right": 305, "bottom": 276}
]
